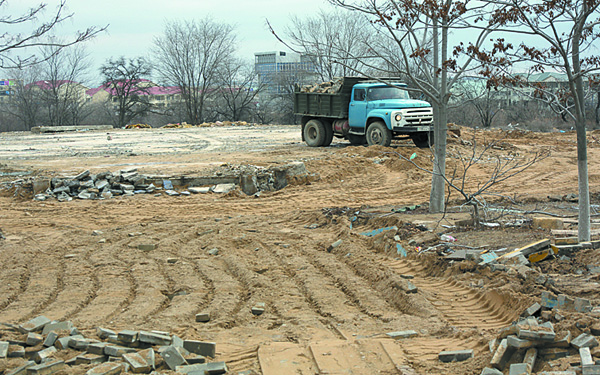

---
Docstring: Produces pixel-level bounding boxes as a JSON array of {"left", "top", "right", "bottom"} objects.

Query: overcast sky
[{"left": 8, "top": 0, "right": 335, "bottom": 85}]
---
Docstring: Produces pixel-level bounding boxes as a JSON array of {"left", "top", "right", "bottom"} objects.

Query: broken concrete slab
[
  {"left": 212, "top": 183, "right": 236, "bottom": 194},
  {"left": 26, "top": 360, "right": 65, "bottom": 374},
  {"left": 438, "top": 349, "right": 473, "bottom": 363},
  {"left": 572, "top": 333, "right": 599, "bottom": 349}
]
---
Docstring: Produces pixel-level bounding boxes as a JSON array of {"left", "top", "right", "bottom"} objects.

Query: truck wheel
[
  {"left": 304, "top": 119, "right": 326, "bottom": 147},
  {"left": 366, "top": 121, "right": 392, "bottom": 147},
  {"left": 411, "top": 132, "right": 433, "bottom": 148},
  {"left": 347, "top": 134, "right": 366, "bottom": 145},
  {"left": 323, "top": 119, "right": 334, "bottom": 147}
]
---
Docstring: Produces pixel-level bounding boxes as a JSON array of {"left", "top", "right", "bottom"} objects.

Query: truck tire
[
  {"left": 323, "top": 119, "right": 334, "bottom": 147},
  {"left": 347, "top": 134, "right": 366, "bottom": 145},
  {"left": 304, "top": 119, "right": 326, "bottom": 147},
  {"left": 411, "top": 132, "right": 433, "bottom": 148},
  {"left": 366, "top": 121, "right": 392, "bottom": 147}
]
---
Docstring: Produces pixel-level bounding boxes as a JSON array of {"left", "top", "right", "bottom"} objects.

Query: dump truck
[{"left": 294, "top": 77, "right": 434, "bottom": 148}]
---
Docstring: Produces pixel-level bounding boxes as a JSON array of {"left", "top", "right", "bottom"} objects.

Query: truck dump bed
[{"left": 294, "top": 77, "right": 368, "bottom": 119}]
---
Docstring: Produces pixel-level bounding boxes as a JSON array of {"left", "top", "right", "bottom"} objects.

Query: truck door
[{"left": 349, "top": 88, "right": 367, "bottom": 131}]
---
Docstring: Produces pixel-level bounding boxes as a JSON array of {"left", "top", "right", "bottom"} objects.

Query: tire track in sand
[{"left": 388, "top": 259, "right": 515, "bottom": 329}]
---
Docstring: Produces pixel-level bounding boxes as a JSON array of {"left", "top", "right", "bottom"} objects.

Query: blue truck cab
[{"left": 295, "top": 77, "right": 434, "bottom": 148}]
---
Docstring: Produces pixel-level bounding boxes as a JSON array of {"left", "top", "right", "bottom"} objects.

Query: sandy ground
[{"left": 0, "top": 125, "right": 599, "bottom": 374}]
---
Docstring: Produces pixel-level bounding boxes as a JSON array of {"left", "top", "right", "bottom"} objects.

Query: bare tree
[
  {"left": 37, "top": 43, "right": 92, "bottom": 126},
  {"left": 153, "top": 18, "right": 236, "bottom": 125},
  {"left": 1, "top": 65, "right": 41, "bottom": 130},
  {"left": 454, "top": 78, "right": 502, "bottom": 128},
  {"left": 471, "top": 0, "right": 600, "bottom": 241},
  {"left": 285, "top": 9, "right": 374, "bottom": 81},
  {"left": 100, "top": 57, "right": 153, "bottom": 128},
  {"left": 210, "top": 59, "right": 263, "bottom": 122},
  {"left": 309, "top": 0, "right": 496, "bottom": 214},
  {"left": 0, "top": 1, "right": 104, "bottom": 68}
]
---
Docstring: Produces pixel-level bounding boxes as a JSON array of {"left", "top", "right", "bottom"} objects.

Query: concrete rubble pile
[
  {"left": 300, "top": 77, "right": 344, "bottom": 94},
  {"left": 20, "top": 161, "right": 316, "bottom": 202},
  {"left": 0, "top": 317, "right": 227, "bottom": 374},
  {"left": 481, "top": 293, "right": 600, "bottom": 375}
]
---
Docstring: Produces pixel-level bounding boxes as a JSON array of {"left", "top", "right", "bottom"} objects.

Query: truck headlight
[{"left": 395, "top": 114, "right": 402, "bottom": 121}]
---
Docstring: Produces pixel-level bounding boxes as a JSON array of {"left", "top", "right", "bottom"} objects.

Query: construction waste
[
  {"left": 124, "top": 124, "right": 151, "bottom": 129},
  {"left": 160, "top": 121, "right": 251, "bottom": 129},
  {"left": 0, "top": 162, "right": 317, "bottom": 202},
  {"left": 300, "top": 77, "right": 344, "bottom": 94},
  {"left": 0, "top": 318, "right": 228, "bottom": 374}
]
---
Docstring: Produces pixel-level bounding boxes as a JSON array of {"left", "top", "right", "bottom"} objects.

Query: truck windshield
[{"left": 367, "top": 86, "right": 410, "bottom": 101}]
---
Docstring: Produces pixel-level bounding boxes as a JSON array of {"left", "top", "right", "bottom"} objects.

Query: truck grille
[{"left": 403, "top": 108, "right": 433, "bottom": 125}]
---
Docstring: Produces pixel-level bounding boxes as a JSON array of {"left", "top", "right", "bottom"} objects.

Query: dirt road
[{"left": 0, "top": 125, "right": 599, "bottom": 374}]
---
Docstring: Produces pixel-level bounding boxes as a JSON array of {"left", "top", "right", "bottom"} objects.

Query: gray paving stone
[
  {"left": 507, "top": 335, "right": 535, "bottom": 349},
  {"left": 104, "top": 345, "right": 137, "bottom": 357},
  {"left": 6, "top": 360, "right": 35, "bottom": 375},
  {"left": 68, "top": 337, "right": 90, "bottom": 351},
  {"left": 185, "top": 355, "right": 206, "bottom": 364},
  {"left": 405, "top": 280, "right": 418, "bottom": 294},
  {"left": 8, "top": 345, "right": 25, "bottom": 358},
  {"left": 139, "top": 331, "right": 171, "bottom": 346},
  {"left": 161, "top": 345, "right": 187, "bottom": 370},
  {"left": 117, "top": 330, "right": 139, "bottom": 345},
  {"left": 54, "top": 337, "right": 71, "bottom": 350},
  {"left": 581, "top": 347, "right": 594, "bottom": 366},
  {"left": 572, "top": 333, "right": 600, "bottom": 349},
  {"left": 123, "top": 348, "right": 154, "bottom": 373},
  {"left": 491, "top": 338, "right": 516, "bottom": 370},
  {"left": 438, "top": 349, "right": 473, "bottom": 363},
  {"left": 26, "top": 333, "right": 43, "bottom": 346},
  {"left": 88, "top": 342, "right": 111, "bottom": 355},
  {"left": 386, "top": 330, "right": 418, "bottom": 339},
  {"left": 195, "top": 313, "right": 210, "bottom": 323},
  {"left": 43, "top": 332, "right": 58, "bottom": 347},
  {"left": 212, "top": 183, "right": 236, "bottom": 193},
  {"left": 183, "top": 340, "right": 216, "bottom": 358},
  {"left": 521, "top": 302, "right": 542, "bottom": 317},
  {"left": 583, "top": 365, "right": 600, "bottom": 375},
  {"left": 509, "top": 363, "right": 531, "bottom": 375},
  {"left": 26, "top": 360, "right": 65, "bottom": 374},
  {"left": 19, "top": 316, "right": 51, "bottom": 334},
  {"left": 179, "top": 361, "right": 228, "bottom": 374},
  {"left": 75, "top": 353, "right": 107, "bottom": 365},
  {"left": 42, "top": 321, "right": 73, "bottom": 335},
  {"left": 188, "top": 187, "right": 211, "bottom": 194},
  {"left": 33, "top": 346, "right": 57, "bottom": 363},
  {"left": 0, "top": 341, "right": 8, "bottom": 357},
  {"left": 85, "top": 362, "right": 124, "bottom": 375},
  {"left": 523, "top": 348, "right": 537, "bottom": 370},
  {"left": 481, "top": 367, "right": 503, "bottom": 375}
]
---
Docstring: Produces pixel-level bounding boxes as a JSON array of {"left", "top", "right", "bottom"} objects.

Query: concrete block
[
  {"left": 43, "top": 332, "right": 58, "bottom": 347},
  {"left": 558, "top": 294, "right": 575, "bottom": 310},
  {"left": 553, "top": 332, "right": 572, "bottom": 348},
  {"left": 0, "top": 341, "right": 8, "bottom": 358},
  {"left": 26, "top": 333, "right": 43, "bottom": 347},
  {"left": 386, "top": 330, "right": 418, "bottom": 339},
  {"left": 88, "top": 342, "right": 111, "bottom": 355},
  {"left": 573, "top": 334, "right": 600, "bottom": 349},
  {"left": 6, "top": 361, "right": 36, "bottom": 375},
  {"left": 104, "top": 345, "right": 137, "bottom": 357},
  {"left": 522, "top": 302, "right": 542, "bottom": 317},
  {"left": 555, "top": 237, "right": 579, "bottom": 245},
  {"left": 195, "top": 313, "right": 210, "bottom": 323},
  {"left": 539, "top": 348, "right": 570, "bottom": 360},
  {"left": 123, "top": 348, "right": 155, "bottom": 373},
  {"left": 19, "top": 316, "right": 51, "bottom": 334},
  {"left": 517, "top": 329, "right": 555, "bottom": 341},
  {"left": 251, "top": 302, "right": 265, "bottom": 316},
  {"left": 509, "top": 363, "right": 531, "bottom": 375},
  {"left": 42, "top": 321, "right": 73, "bottom": 335},
  {"left": 107, "top": 335, "right": 119, "bottom": 344},
  {"left": 26, "top": 360, "right": 65, "bottom": 374},
  {"left": 75, "top": 353, "right": 107, "bottom": 365},
  {"left": 212, "top": 183, "right": 236, "bottom": 193},
  {"left": 8, "top": 345, "right": 25, "bottom": 358},
  {"left": 188, "top": 187, "right": 211, "bottom": 194},
  {"left": 139, "top": 331, "right": 171, "bottom": 346},
  {"left": 85, "top": 362, "right": 124, "bottom": 375},
  {"left": 537, "top": 372, "right": 576, "bottom": 375},
  {"left": 507, "top": 335, "right": 535, "bottom": 349},
  {"left": 185, "top": 355, "right": 206, "bottom": 364},
  {"left": 117, "top": 330, "right": 139, "bottom": 345},
  {"left": 524, "top": 348, "right": 537, "bottom": 370},
  {"left": 439, "top": 349, "right": 473, "bottom": 362},
  {"left": 176, "top": 361, "right": 228, "bottom": 374},
  {"left": 406, "top": 280, "right": 418, "bottom": 294},
  {"left": 581, "top": 347, "right": 594, "bottom": 366},
  {"left": 33, "top": 346, "right": 57, "bottom": 363},
  {"left": 161, "top": 345, "right": 187, "bottom": 370},
  {"left": 481, "top": 368, "right": 503, "bottom": 375},
  {"left": 491, "top": 338, "right": 516, "bottom": 370},
  {"left": 54, "top": 337, "right": 71, "bottom": 350},
  {"left": 68, "top": 337, "right": 90, "bottom": 351},
  {"left": 499, "top": 325, "right": 518, "bottom": 339},
  {"left": 171, "top": 335, "right": 184, "bottom": 348},
  {"left": 183, "top": 340, "right": 216, "bottom": 358},
  {"left": 583, "top": 365, "right": 600, "bottom": 375}
]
